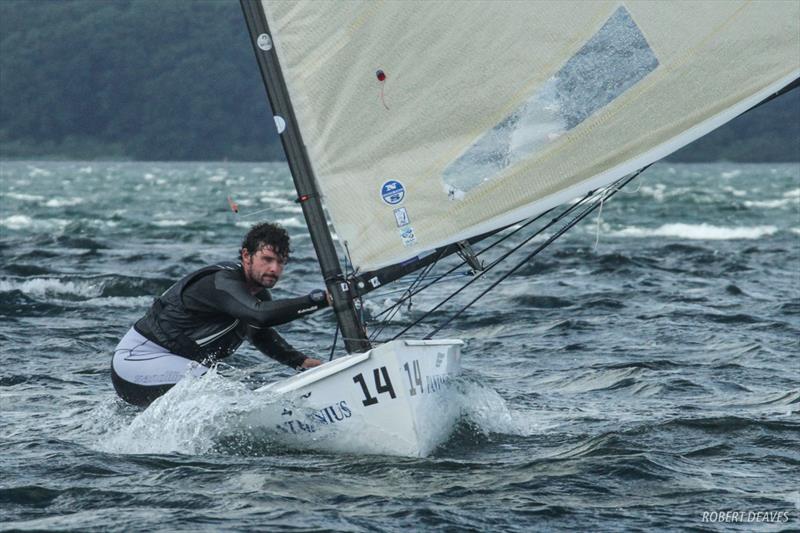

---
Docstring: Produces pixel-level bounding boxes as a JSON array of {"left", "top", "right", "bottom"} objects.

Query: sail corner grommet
[{"left": 257, "top": 33, "right": 273, "bottom": 51}]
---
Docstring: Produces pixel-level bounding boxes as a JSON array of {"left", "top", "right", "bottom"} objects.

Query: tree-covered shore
[{"left": 1, "top": 0, "right": 797, "bottom": 162}]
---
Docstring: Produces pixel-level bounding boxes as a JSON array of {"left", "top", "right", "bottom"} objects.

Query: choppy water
[{"left": 1, "top": 161, "right": 798, "bottom": 531}]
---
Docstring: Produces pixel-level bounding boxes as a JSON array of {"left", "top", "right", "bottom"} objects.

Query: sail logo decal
[
  {"left": 381, "top": 181, "right": 417, "bottom": 245},
  {"left": 380, "top": 180, "right": 405, "bottom": 205},
  {"left": 399, "top": 226, "right": 417, "bottom": 247},
  {"left": 393, "top": 207, "right": 410, "bottom": 227}
]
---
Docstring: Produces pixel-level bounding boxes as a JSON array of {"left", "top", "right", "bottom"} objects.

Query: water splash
[{"left": 96, "top": 368, "right": 273, "bottom": 455}]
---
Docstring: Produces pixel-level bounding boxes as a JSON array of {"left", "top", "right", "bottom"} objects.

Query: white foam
[
  {"left": 27, "top": 166, "right": 53, "bottom": 177},
  {"left": 720, "top": 169, "right": 742, "bottom": 179},
  {"left": 744, "top": 198, "right": 795, "bottom": 209},
  {"left": 722, "top": 186, "right": 747, "bottom": 197},
  {"left": 611, "top": 223, "right": 778, "bottom": 240},
  {"left": 45, "top": 197, "right": 84, "bottom": 207},
  {"left": 152, "top": 220, "right": 189, "bottom": 227},
  {"left": 3, "top": 192, "right": 46, "bottom": 202},
  {"left": 0, "top": 215, "right": 69, "bottom": 231},
  {"left": 0, "top": 277, "right": 103, "bottom": 298},
  {"left": 783, "top": 188, "right": 800, "bottom": 198},
  {"left": 259, "top": 196, "right": 294, "bottom": 205},
  {"left": 274, "top": 216, "right": 305, "bottom": 228},
  {"left": 456, "top": 380, "right": 556, "bottom": 437},
  {"left": 638, "top": 184, "right": 666, "bottom": 202}
]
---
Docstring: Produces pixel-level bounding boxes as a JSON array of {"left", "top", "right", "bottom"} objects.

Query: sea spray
[{"left": 97, "top": 367, "right": 275, "bottom": 455}]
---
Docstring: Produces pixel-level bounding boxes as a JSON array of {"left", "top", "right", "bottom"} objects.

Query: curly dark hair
[{"left": 240, "top": 222, "right": 291, "bottom": 261}]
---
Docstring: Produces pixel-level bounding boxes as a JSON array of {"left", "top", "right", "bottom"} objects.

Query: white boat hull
[{"left": 244, "top": 339, "right": 463, "bottom": 457}]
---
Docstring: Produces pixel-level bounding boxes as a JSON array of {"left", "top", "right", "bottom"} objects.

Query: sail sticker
[
  {"left": 399, "top": 226, "right": 417, "bottom": 246},
  {"left": 380, "top": 180, "right": 405, "bottom": 205},
  {"left": 442, "top": 5, "right": 658, "bottom": 197},
  {"left": 274, "top": 115, "right": 286, "bottom": 134},
  {"left": 257, "top": 33, "right": 273, "bottom": 51},
  {"left": 393, "top": 207, "right": 410, "bottom": 227}
]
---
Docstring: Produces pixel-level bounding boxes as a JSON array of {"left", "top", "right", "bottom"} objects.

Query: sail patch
[{"left": 442, "top": 6, "right": 659, "bottom": 197}]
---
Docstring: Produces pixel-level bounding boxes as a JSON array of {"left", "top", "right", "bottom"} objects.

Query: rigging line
[
  {"left": 622, "top": 174, "right": 644, "bottom": 194},
  {"left": 370, "top": 246, "right": 452, "bottom": 320},
  {"left": 368, "top": 272, "right": 473, "bottom": 297},
  {"left": 593, "top": 191, "right": 607, "bottom": 252},
  {"left": 367, "top": 269, "right": 473, "bottom": 340},
  {"left": 369, "top": 258, "right": 439, "bottom": 341},
  {"left": 424, "top": 168, "right": 648, "bottom": 340},
  {"left": 342, "top": 241, "right": 368, "bottom": 329},
  {"left": 372, "top": 206, "right": 558, "bottom": 321},
  {"left": 328, "top": 323, "right": 339, "bottom": 361},
  {"left": 387, "top": 186, "right": 608, "bottom": 341},
  {"left": 237, "top": 207, "right": 275, "bottom": 219}
]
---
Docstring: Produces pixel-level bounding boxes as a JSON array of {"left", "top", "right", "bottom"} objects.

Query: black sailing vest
[{"left": 134, "top": 262, "right": 248, "bottom": 363}]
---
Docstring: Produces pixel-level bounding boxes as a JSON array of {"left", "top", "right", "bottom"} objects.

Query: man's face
[{"left": 242, "top": 244, "right": 286, "bottom": 290}]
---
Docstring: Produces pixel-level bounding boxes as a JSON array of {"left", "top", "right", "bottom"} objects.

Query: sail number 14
[
  {"left": 352, "top": 360, "right": 425, "bottom": 407},
  {"left": 352, "top": 367, "right": 396, "bottom": 407}
]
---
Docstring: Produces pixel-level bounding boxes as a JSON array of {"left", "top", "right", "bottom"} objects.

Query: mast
[{"left": 240, "top": 0, "right": 370, "bottom": 353}]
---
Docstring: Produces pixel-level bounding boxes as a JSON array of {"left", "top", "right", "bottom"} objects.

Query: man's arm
[
  {"left": 248, "top": 326, "right": 321, "bottom": 369},
  {"left": 183, "top": 269, "right": 329, "bottom": 327}
]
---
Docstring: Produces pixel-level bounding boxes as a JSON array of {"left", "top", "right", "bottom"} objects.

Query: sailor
[{"left": 111, "top": 222, "right": 328, "bottom": 406}]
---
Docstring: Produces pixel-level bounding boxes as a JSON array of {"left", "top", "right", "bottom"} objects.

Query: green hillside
[{"left": 1, "top": 0, "right": 798, "bottom": 162}]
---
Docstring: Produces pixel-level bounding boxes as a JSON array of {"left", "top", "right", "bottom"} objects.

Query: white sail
[{"left": 259, "top": 0, "right": 800, "bottom": 271}]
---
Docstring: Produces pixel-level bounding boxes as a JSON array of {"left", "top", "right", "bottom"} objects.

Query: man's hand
[{"left": 300, "top": 357, "right": 323, "bottom": 369}]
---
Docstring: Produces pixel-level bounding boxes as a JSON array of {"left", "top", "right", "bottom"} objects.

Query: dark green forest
[{"left": 1, "top": 0, "right": 798, "bottom": 162}]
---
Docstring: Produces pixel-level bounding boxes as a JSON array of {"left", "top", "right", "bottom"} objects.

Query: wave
[
  {"left": 663, "top": 416, "right": 799, "bottom": 433},
  {"left": 0, "top": 275, "right": 170, "bottom": 301},
  {"left": 720, "top": 169, "right": 742, "bottom": 179},
  {"left": 26, "top": 166, "right": 53, "bottom": 177},
  {"left": 3, "top": 192, "right": 46, "bottom": 202},
  {"left": 0, "top": 215, "right": 70, "bottom": 232},
  {"left": 454, "top": 379, "right": 558, "bottom": 437},
  {"left": 535, "top": 367, "right": 644, "bottom": 394},
  {"left": 152, "top": 220, "right": 189, "bottom": 227},
  {"left": 44, "top": 197, "right": 85, "bottom": 208},
  {"left": 610, "top": 223, "right": 778, "bottom": 240},
  {"left": 512, "top": 295, "right": 573, "bottom": 308},
  {"left": 744, "top": 198, "right": 797, "bottom": 209},
  {"left": 0, "top": 277, "right": 104, "bottom": 299}
]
